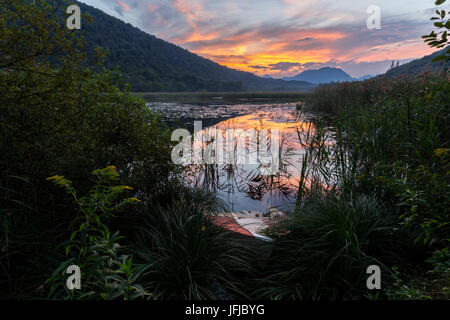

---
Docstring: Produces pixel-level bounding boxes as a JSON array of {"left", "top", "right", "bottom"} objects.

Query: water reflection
[{"left": 178, "top": 103, "right": 314, "bottom": 212}]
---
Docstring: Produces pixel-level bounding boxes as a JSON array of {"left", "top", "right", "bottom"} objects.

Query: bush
[
  {"left": 45, "top": 166, "right": 154, "bottom": 300},
  {"left": 258, "top": 193, "right": 395, "bottom": 299},
  {"left": 302, "top": 73, "right": 449, "bottom": 246},
  {"left": 285, "top": 72, "right": 449, "bottom": 299},
  {"left": 0, "top": 0, "right": 177, "bottom": 298},
  {"left": 130, "top": 189, "right": 255, "bottom": 300}
]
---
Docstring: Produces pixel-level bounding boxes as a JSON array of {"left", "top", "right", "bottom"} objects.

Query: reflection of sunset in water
[{"left": 185, "top": 104, "right": 318, "bottom": 213}]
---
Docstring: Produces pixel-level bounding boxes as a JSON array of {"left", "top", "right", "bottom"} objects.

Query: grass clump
[
  {"left": 131, "top": 195, "right": 254, "bottom": 300},
  {"left": 258, "top": 71, "right": 449, "bottom": 300},
  {"left": 258, "top": 193, "right": 395, "bottom": 299}
]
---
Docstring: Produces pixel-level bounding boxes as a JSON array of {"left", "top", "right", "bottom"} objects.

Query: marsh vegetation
[{"left": 0, "top": 0, "right": 449, "bottom": 300}]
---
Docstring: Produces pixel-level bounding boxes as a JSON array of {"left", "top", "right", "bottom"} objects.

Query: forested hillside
[
  {"left": 65, "top": 1, "right": 315, "bottom": 92},
  {"left": 384, "top": 45, "right": 450, "bottom": 78}
]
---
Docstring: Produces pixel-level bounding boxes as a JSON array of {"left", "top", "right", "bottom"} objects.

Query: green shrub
[
  {"left": 302, "top": 74, "right": 449, "bottom": 247},
  {"left": 0, "top": 0, "right": 177, "bottom": 298},
  {"left": 290, "top": 72, "right": 449, "bottom": 300},
  {"left": 258, "top": 193, "right": 394, "bottom": 299},
  {"left": 45, "top": 166, "right": 154, "bottom": 300},
  {"left": 385, "top": 266, "right": 431, "bottom": 300},
  {"left": 131, "top": 190, "right": 254, "bottom": 300}
]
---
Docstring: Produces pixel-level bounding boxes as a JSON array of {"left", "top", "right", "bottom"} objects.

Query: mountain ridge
[
  {"left": 71, "top": 1, "right": 315, "bottom": 92},
  {"left": 283, "top": 67, "right": 375, "bottom": 84},
  {"left": 382, "top": 46, "right": 450, "bottom": 78},
  {"left": 284, "top": 67, "right": 353, "bottom": 83},
  {"left": 63, "top": 1, "right": 447, "bottom": 90}
]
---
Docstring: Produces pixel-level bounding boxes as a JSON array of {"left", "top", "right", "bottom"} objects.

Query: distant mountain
[
  {"left": 60, "top": 1, "right": 315, "bottom": 92},
  {"left": 284, "top": 67, "right": 376, "bottom": 83},
  {"left": 383, "top": 46, "right": 450, "bottom": 78},
  {"left": 284, "top": 67, "right": 354, "bottom": 84},
  {"left": 262, "top": 74, "right": 273, "bottom": 79}
]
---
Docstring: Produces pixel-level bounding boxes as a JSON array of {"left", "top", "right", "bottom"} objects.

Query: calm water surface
[{"left": 148, "top": 102, "right": 315, "bottom": 213}]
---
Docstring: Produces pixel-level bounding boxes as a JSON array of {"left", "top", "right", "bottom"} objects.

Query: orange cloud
[
  {"left": 90, "top": 0, "right": 438, "bottom": 78},
  {"left": 181, "top": 28, "right": 347, "bottom": 76},
  {"left": 171, "top": 0, "right": 218, "bottom": 43}
]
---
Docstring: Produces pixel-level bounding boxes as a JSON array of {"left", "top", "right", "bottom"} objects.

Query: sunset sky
[{"left": 78, "top": 0, "right": 442, "bottom": 78}]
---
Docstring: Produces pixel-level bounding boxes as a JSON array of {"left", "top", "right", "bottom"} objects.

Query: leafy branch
[{"left": 422, "top": 0, "right": 450, "bottom": 62}]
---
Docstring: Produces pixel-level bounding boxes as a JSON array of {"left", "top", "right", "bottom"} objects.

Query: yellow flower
[
  {"left": 92, "top": 166, "right": 119, "bottom": 179},
  {"left": 377, "top": 176, "right": 384, "bottom": 183},
  {"left": 201, "top": 225, "right": 206, "bottom": 232},
  {"left": 434, "top": 148, "right": 450, "bottom": 157},
  {"left": 46, "top": 175, "right": 72, "bottom": 189},
  {"left": 46, "top": 175, "right": 64, "bottom": 181},
  {"left": 122, "top": 186, "right": 134, "bottom": 190},
  {"left": 129, "top": 197, "right": 141, "bottom": 203}
]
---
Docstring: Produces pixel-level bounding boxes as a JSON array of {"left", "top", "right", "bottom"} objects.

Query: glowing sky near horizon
[{"left": 78, "top": 0, "right": 444, "bottom": 78}]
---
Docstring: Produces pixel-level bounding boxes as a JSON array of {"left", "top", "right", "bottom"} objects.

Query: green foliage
[
  {"left": 0, "top": 0, "right": 255, "bottom": 301},
  {"left": 1, "top": 0, "right": 449, "bottom": 301},
  {"left": 385, "top": 266, "right": 431, "bottom": 300},
  {"left": 45, "top": 166, "right": 153, "bottom": 300},
  {"left": 395, "top": 163, "right": 450, "bottom": 246},
  {"left": 427, "top": 248, "right": 450, "bottom": 276},
  {"left": 286, "top": 72, "right": 449, "bottom": 300},
  {"left": 422, "top": 0, "right": 450, "bottom": 62},
  {"left": 0, "top": 0, "right": 175, "bottom": 298},
  {"left": 131, "top": 189, "right": 254, "bottom": 300},
  {"left": 258, "top": 193, "right": 393, "bottom": 299}
]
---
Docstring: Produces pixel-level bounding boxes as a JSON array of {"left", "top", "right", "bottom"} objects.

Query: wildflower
[
  {"left": 129, "top": 197, "right": 141, "bottom": 203},
  {"left": 106, "top": 165, "right": 119, "bottom": 177},
  {"left": 201, "top": 225, "right": 206, "bottom": 232},
  {"left": 377, "top": 176, "right": 384, "bottom": 183},
  {"left": 92, "top": 166, "right": 119, "bottom": 179},
  {"left": 434, "top": 148, "right": 449, "bottom": 157},
  {"left": 122, "top": 186, "right": 134, "bottom": 190},
  {"left": 46, "top": 175, "right": 64, "bottom": 181},
  {"left": 46, "top": 175, "right": 72, "bottom": 189}
]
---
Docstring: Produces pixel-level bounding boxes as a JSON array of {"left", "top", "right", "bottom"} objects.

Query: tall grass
[
  {"left": 258, "top": 193, "right": 395, "bottom": 299},
  {"left": 131, "top": 193, "right": 256, "bottom": 300},
  {"left": 259, "top": 72, "right": 449, "bottom": 299},
  {"left": 40, "top": 168, "right": 256, "bottom": 300},
  {"left": 300, "top": 73, "right": 449, "bottom": 245}
]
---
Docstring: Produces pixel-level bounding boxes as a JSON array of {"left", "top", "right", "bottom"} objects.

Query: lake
[{"left": 148, "top": 102, "right": 315, "bottom": 213}]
